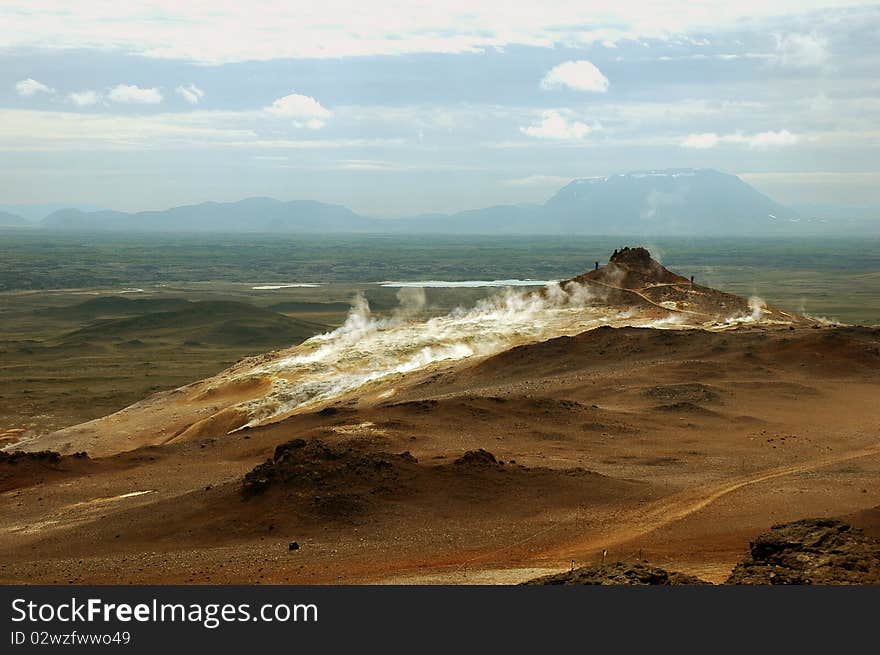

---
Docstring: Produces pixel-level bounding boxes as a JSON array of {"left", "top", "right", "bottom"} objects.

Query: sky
[{"left": 1, "top": 1, "right": 879, "bottom": 217}]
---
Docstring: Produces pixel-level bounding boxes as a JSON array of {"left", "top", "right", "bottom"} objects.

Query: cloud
[
  {"left": 175, "top": 84, "right": 205, "bottom": 105},
  {"left": 107, "top": 84, "right": 163, "bottom": 104},
  {"left": 520, "top": 110, "right": 594, "bottom": 140},
  {"left": 67, "top": 90, "right": 100, "bottom": 107},
  {"left": 0, "top": 2, "right": 867, "bottom": 64},
  {"left": 0, "top": 108, "right": 399, "bottom": 151},
  {"left": 15, "top": 78, "right": 53, "bottom": 96},
  {"left": 775, "top": 32, "right": 829, "bottom": 69},
  {"left": 540, "top": 60, "right": 610, "bottom": 92},
  {"left": 265, "top": 93, "right": 331, "bottom": 129},
  {"left": 743, "top": 129, "right": 799, "bottom": 147},
  {"left": 681, "top": 129, "right": 799, "bottom": 149},
  {"left": 681, "top": 132, "right": 720, "bottom": 149}
]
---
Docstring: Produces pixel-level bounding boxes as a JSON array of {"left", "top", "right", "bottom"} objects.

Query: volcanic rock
[
  {"left": 454, "top": 449, "right": 499, "bottom": 467},
  {"left": 241, "top": 438, "right": 411, "bottom": 501},
  {"left": 524, "top": 561, "right": 710, "bottom": 585},
  {"left": 0, "top": 450, "right": 62, "bottom": 464},
  {"left": 725, "top": 518, "right": 880, "bottom": 584}
]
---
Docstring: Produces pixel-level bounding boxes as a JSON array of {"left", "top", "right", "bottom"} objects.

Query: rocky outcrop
[
  {"left": 524, "top": 561, "right": 710, "bottom": 586},
  {"left": 725, "top": 518, "right": 880, "bottom": 585},
  {"left": 453, "top": 449, "right": 499, "bottom": 467},
  {"left": 524, "top": 518, "right": 880, "bottom": 586},
  {"left": 241, "top": 438, "right": 415, "bottom": 504}
]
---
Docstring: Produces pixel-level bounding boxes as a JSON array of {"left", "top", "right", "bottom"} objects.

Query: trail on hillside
[
  {"left": 538, "top": 440, "right": 880, "bottom": 563},
  {"left": 362, "top": 439, "right": 880, "bottom": 584}
]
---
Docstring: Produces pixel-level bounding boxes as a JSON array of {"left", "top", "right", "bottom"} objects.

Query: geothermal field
[{"left": 1, "top": 247, "right": 879, "bottom": 584}]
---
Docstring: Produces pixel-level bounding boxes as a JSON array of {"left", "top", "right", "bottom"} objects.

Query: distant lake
[
  {"left": 379, "top": 279, "right": 556, "bottom": 288},
  {"left": 252, "top": 283, "right": 321, "bottom": 290}
]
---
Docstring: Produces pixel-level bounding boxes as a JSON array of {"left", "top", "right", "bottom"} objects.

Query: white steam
[
  {"left": 223, "top": 283, "right": 789, "bottom": 429},
  {"left": 716, "top": 295, "right": 771, "bottom": 327},
  {"left": 749, "top": 295, "right": 767, "bottom": 321},
  {"left": 393, "top": 286, "right": 427, "bottom": 319},
  {"left": 231, "top": 280, "right": 647, "bottom": 427}
]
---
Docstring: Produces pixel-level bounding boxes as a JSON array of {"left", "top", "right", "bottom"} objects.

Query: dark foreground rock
[
  {"left": 524, "top": 561, "right": 710, "bottom": 586},
  {"left": 242, "top": 438, "right": 414, "bottom": 499},
  {"left": 725, "top": 518, "right": 880, "bottom": 584},
  {"left": 454, "top": 449, "right": 499, "bottom": 467}
]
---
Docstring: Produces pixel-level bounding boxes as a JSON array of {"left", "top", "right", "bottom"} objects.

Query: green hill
[
  {"left": 59, "top": 300, "right": 327, "bottom": 347},
  {"left": 268, "top": 300, "right": 353, "bottom": 313},
  {"left": 38, "top": 296, "right": 192, "bottom": 320}
]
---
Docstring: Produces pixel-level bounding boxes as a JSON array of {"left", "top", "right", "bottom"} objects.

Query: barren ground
[{"left": 1, "top": 323, "right": 878, "bottom": 584}]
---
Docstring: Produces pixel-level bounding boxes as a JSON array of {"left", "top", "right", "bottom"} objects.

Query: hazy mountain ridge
[
  {"left": 0, "top": 210, "right": 28, "bottom": 226},
  {"left": 27, "top": 169, "right": 879, "bottom": 235},
  {"left": 42, "top": 197, "right": 381, "bottom": 233},
  {"left": 0, "top": 203, "right": 105, "bottom": 223}
]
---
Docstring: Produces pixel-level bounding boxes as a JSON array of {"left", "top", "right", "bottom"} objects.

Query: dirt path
[
  {"left": 366, "top": 439, "right": 880, "bottom": 584},
  {"left": 537, "top": 439, "right": 880, "bottom": 563},
  {"left": 582, "top": 278, "right": 713, "bottom": 318}
]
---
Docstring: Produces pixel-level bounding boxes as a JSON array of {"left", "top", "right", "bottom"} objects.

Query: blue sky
[{"left": 1, "top": 1, "right": 879, "bottom": 216}]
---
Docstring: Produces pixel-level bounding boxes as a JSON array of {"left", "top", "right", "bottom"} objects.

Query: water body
[
  {"left": 380, "top": 279, "right": 557, "bottom": 288},
  {"left": 252, "top": 283, "right": 321, "bottom": 290}
]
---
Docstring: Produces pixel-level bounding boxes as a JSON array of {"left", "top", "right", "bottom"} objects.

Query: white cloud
[
  {"left": 15, "top": 78, "right": 53, "bottom": 96},
  {"left": 742, "top": 129, "right": 799, "bottom": 148},
  {"left": 681, "top": 129, "right": 799, "bottom": 149},
  {"left": 175, "top": 84, "right": 205, "bottom": 105},
  {"left": 521, "top": 110, "right": 594, "bottom": 140},
  {"left": 775, "top": 32, "right": 829, "bottom": 69},
  {"left": 67, "top": 90, "right": 100, "bottom": 107},
  {"left": 540, "top": 60, "right": 610, "bottom": 92},
  {"left": 681, "top": 132, "right": 720, "bottom": 149},
  {"left": 107, "top": 84, "right": 163, "bottom": 104},
  {"left": 0, "top": 108, "right": 397, "bottom": 151},
  {"left": 265, "top": 93, "right": 331, "bottom": 129},
  {"left": 0, "top": 2, "right": 868, "bottom": 63}
]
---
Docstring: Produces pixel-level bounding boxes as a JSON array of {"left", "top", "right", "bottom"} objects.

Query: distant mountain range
[
  {"left": 5, "top": 169, "right": 878, "bottom": 236},
  {"left": 0, "top": 203, "right": 105, "bottom": 223},
  {"left": 41, "top": 198, "right": 376, "bottom": 233}
]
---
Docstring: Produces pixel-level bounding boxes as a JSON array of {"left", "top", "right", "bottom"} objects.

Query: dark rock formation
[
  {"left": 0, "top": 450, "right": 62, "bottom": 464},
  {"left": 725, "top": 518, "right": 880, "bottom": 584},
  {"left": 524, "top": 561, "right": 710, "bottom": 586},
  {"left": 454, "top": 449, "right": 499, "bottom": 467},
  {"left": 609, "top": 246, "right": 653, "bottom": 267},
  {"left": 241, "top": 438, "right": 414, "bottom": 518}
]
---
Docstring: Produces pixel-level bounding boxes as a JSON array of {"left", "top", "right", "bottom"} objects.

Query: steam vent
[{"left": 17, "top": 247, "right": 817, "bottom": 458}]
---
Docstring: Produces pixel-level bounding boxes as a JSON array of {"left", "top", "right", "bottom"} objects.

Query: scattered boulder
[
  {"left": 524, "top": 561, "right": 710, "bottom": 586},
  {"left": 454, "top": 449, "right": 499, "bottom": 467},
  {"left": 725, "top": 518, "right": 880, "bottom": 585}
]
